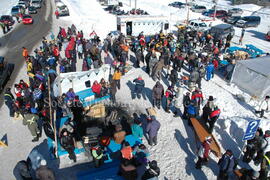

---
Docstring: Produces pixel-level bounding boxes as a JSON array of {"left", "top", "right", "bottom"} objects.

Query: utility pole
[
  {"left": 186, "top": 0, "right": 190, "bottom": 24},
  {"left": 213, "top": 0, "right": 217, "bottom": 20},
  {"left": 135, "top": 0, "right": 137, "bottom": 10}
]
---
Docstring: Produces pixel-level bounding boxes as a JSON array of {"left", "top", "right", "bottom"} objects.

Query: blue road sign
[{"left": 243, "top": 120, "right": 261, "bottom": 141}]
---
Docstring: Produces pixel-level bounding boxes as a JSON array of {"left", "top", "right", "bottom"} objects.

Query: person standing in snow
[
  {"left": 165, "top": 86, "right": 175, "bottom": 113},
  {"left": 254, "top": 130, "right": 270, "bottom": 166},
  {"left": 206, "top": 62, "right": 215, "bottom": 81},
  {"left": 112, "top": 68, "right": 122, "bottom": 90},
  {"left": 255, "top": 96, "right": 269, "bottom": 118},
  {"left": 243, "top": 128, "right": 263, "bottom": 163},
  {"left": 208, "top": 106, "right": 221, "bottom": 133},
  {"left": 173, "top": 84, "right": 184, "bottom": 117},
  {"left": 146, "top": 116, "right": 161, "bottom": 146},
  {"left": 133, "top": 75, "right": 145, "bottom": 99},
  {"left": 239, "top": 28, "right": 246, "bottom": 45},
  {"left": 169, "top": 68, "right": 178, "bottom": 87},
  {"left": 35, "top": 160, "right": 55, "bottom": 180},
  {"left": 218, "top": 149, "right": 238, "bottom": 180},
  {"left": 152, "top": 81, "right": 164, "bottom": 109},
  {"left": 196, "top": 136, "right": 212, "bottom": 169},
  {"left": 201, "top": 96, "right": 215, "bottom": 125},
  {"left": 4, "top": 87, "right": 15, "bottom": 117},
  {"left": 183, "top": 92, "right": 191, "bottom": 119}
]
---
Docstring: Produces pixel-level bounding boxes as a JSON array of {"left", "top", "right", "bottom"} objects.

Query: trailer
[{"left": 117, "top": 15, "right": 170, "bottom": 36}]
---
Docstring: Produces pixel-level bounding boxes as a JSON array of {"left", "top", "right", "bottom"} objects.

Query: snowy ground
[
  {"left": 0, "top": 0, "right": 17, "bottom": 16},
  {"left": 0, "top": 0, "right": 270, "bottom": 179}
]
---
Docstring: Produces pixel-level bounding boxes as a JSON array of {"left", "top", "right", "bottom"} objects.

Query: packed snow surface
[{"left": 0, "top": 0, "right": 270, "bottom": 179}]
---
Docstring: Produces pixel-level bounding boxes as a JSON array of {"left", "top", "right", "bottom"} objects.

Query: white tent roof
[
  {"left": 237, "top": 56, "right": 270, "bottom": 77},
  {"left": 231, "top": 56, "right": 270, "bottom": 100}
]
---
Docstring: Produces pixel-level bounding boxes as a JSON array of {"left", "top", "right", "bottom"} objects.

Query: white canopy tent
[
  {"left": 53, "top": 65, "right": 111, "bottom": 97},
  {"left": 231, "top": 56, "right": 270, "bottom": 100}
]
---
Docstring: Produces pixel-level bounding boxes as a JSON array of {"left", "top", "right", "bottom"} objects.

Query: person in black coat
[
  {"left": 4, "top": 87, "right": 15, "bottom": 117},
  {"left": 70, "top": 96, "right": 84, "bottom": 136},
  {"left": 182, "top": 92, "right": 191, "bottom": 119},
  {"left": 243, "top": 128, "right": 263, "bottom": 163},
  {"left": 145, "top": 50, "right": 152, "bottom": 74},
  {"left": 60, "top": 128, "right": 76, "bottom": 162},
  {"left": 169, "top": 69, "right": 178, "bottom": 87},
  {"left": 142, "top": 160, "right": 160, "bottom": 180}
]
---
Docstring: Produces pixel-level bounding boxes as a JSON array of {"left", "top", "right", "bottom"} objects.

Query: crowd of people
[{"left": 4, "top": 22, "right": 270, "bottom": 180}]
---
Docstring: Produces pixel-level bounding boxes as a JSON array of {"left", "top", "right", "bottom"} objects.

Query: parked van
[
  {"left": 191, "top": 5, "right": 206, "bottom": 13},
  {"left": 210, "top": 24, "right": 235, "bottom": 39},
  {"left": 188, "top": 20, "right": 208, "bottom": 31},
  {"left": 235, "top": 16, "right": 261, "bottom": 28},
  {"left": 56, "top": 2, "right": 70, "bottom": 16},
  {"left": 31, "top": 0, "right": 41, "bottom": 9},
  {"left": 117, "top": 15, "right": 170, "bottom": 36}
]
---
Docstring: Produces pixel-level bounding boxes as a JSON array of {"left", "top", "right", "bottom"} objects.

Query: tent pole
[{"left": 48, "top": 76, "right": 58, "bottom": 158}]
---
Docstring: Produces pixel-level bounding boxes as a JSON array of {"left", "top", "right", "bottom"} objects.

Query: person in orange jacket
[
  {"left": 22, "top": 47, "right": 29, "bottom": 60},
  {"left": 112, "top": 68, "right": 122, "bottom": 90}
]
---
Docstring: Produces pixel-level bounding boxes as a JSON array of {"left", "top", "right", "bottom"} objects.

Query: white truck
[
  {"left": 116, "top": 15, "right": 170, "bottom": 36},
  {"left": 56, "top": 2, "right": 70, "bottom": 16}
]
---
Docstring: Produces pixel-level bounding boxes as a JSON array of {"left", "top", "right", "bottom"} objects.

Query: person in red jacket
[
  {"left": 19, "top": 79, "right": 29, "bottom": 89},
  {"left": 208, "top": 106, "right": 221, "bottom": 133},
  {"left": 165, "top": 86, "right": 175, "bottom": 113},
  {"left": 53, "top": 46, "right": 60, "bottom": 61},
  {"left": 55, "top": 10, "right": 59, "bottom": 19},
  {"left": 92, "top": 81, "right": 102, "bottom": 98},
  {"left": 212, "top": 59, "right": 219, "bottom": 69},
  {"left": 196, "top": 136, "right": 213, "bottom": 169},
  {"left": 191, "top": 89, "right": 204, "bottom": 116}
]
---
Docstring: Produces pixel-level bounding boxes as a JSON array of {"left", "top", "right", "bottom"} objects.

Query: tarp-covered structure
[
  {"left": 231, "top": 56, "right": 270, "bottom": 100},
  {"left": 53, "top": 65, "right": 111, "bottom": 97}
]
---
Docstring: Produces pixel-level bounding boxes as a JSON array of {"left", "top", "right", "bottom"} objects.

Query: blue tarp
[
  {"left": 77, "top": 160, "right": 124, "bottom": 180},
  {"left": 76, "top": 89, "right": 110, "bottom": 107},
  {"left": 47, "top": 117, "right": 85, "bottom": 158},
  {"left": 107, "top": 134, "right": 142, "bottom": 153}
]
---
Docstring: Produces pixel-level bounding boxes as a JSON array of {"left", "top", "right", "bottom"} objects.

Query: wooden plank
[{"left": 190, "top": 118, "right": 221, "bottom": 157}]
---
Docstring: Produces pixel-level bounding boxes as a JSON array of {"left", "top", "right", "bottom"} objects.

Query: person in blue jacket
[
  {"left": 218, "top": 149, "right": 238, "bottom": 180},
  {"left": 131, "top": 118, "right": 143, "bottom": 140},
  {"left": 133, "top": 75, "right": 145, "bottom": 99},
  {"left": 187, "top": 100, "right": 197, "bottom": 126},
  {"left": 206, "top": 62, "right": 215, "bottom": 81}
]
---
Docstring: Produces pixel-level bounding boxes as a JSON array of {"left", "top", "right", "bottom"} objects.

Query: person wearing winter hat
[
  {"left": 142, "top": 160, "right": 160, "bottom": 180},
  {"left": 36, "top": 159, "right": 55, "bottom": 180},
  {"left": 201, "top": 96, "right": 215, "bottom": 125},
  {"left": 196, "top": 136, "right": 212, "bottom": 169},
  {"left": 254, "top": 130, "right": 270, "bottom": 166},
  {"left": 218, "top": 149, "right": 238, "bottom": 179},
  {"left": 255, "top": 96, "right": 269, "bottom": 118}
]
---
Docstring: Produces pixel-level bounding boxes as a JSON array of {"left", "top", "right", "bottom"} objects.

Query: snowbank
[
  {"left": 0, "top": 0, "right": 18, "bottom": 16},
  {"left": 60, "top": 0, "right": 116, "bottom": 39}
]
